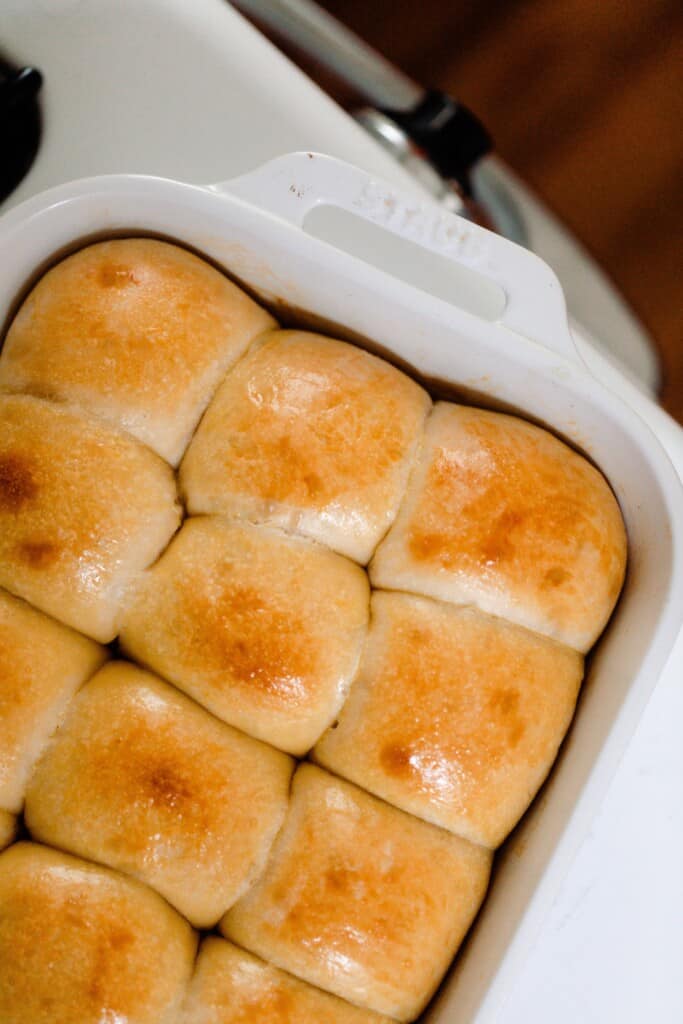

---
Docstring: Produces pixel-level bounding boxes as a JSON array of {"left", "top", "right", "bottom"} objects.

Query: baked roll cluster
[{"left": 0, "top": 238, "right": 627, "bottom": 1022}]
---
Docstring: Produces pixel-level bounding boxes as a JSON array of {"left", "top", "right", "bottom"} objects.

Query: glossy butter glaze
[
  {"left": 315, "top": 591, "right": 583, "bottom": 847},
  {"left": 0, "top": 842, "right": 196, "bottom": 1024},
  {"left": 0, "top": 239, "right": 275, "bottom": 465},
  {"left": 25, "top": 662, "right": 294, "bottom": 927},
  {"left": 120, "top": 517, "right": 370, "bottom": 755},
  {"left": 181, "top": 937, "right": 396, "bottom": 1024},
  {"left": 223, "top": 764, "right": 492, "bottom": 1021},
  {"left": 0, "top": 394, "right": 180, "bottom": 641},
  {"left": 180, "top": 330, "right": 431, "bottom": 563},
  {"left": 371, "top": 402, "right": 627, "bottom": 652}
]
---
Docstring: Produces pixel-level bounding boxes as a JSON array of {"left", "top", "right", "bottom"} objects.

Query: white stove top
[
  {"left": 2, "top": 0, "right": 429, "bottom": 207},
  {"left": 3, "top": 2, "right": 682, "bottom": 1020}
]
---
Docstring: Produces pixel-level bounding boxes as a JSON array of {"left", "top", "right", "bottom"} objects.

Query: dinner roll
[
  {"left": 0, "top": 394, "right": 180, "bottom": 642},
  {"left": 0, "top": 238, "right": 275, "bottom": 464},
  {"left": 0, "top": 811, "right": 16, "bottom": 851},
  {"left": 0, "top": 842, "right": 196, "bottom": 1024},
  {"left": 371, "top": 402, "right": 627, "bottom": 652},
  {"left": 24, "top": 661, "right": 293, "bottom": 927},
  {"left": 314, "top": 592, "right": 583, "bottom": 848},
  {"left": 181, "top": 937, "right": 396, "bottom": 1024},
  {"left": 0, "top": 588, "right": 106, "bottom": 814},
  {"left": 222, "top": 764, "right": 491, "bottom": 1022},
  {"left": 180, "top": 330, "right": 430, "bottom": 563},
  {"left": 120, "top": 517, "right": 369, "bottom": 755}
]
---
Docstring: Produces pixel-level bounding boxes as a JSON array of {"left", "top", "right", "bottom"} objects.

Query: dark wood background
[{"left": 310, "top": 1, "right": 682, "bottom": 422}]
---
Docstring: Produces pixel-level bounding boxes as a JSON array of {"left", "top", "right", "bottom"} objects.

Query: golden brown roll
[
  {"left": 120, "top": 517, "right": 369, "bottom": 755},
  {"left": 222, "top": 764, "right": 491, "bottom": 1022},
  {"left": 24, "top": 661, "right": 294, "bottom": 927},
  {"left": 371, "top": 402, "right": 627, "bottom": 652},
  {"left": 314, "top": 591, "right": 583, "bottom": 848},
  {"left": 0, "top": 842, "right": 197, "bottom": 1024},
  {"left": 0, "top": 810, "right": 16, "bottom": 851},
  {"left": 0, "top": 394, "right": 181, "bottom": 642},
  {"left": 181, "top": 937, "right": 396, "bottom": 1024},
  {"left": 0, "top": 238, "right": 275, "bottom": 464},
  {"left": 179, "top": 330, "right": 430, "bottom": 563},
  {"left": 0, "top": 588, "right": 106, "bottom": 814}
]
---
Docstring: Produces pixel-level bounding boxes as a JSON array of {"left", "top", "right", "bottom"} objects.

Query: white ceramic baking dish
[{"left": 0, "top": 153, "right": 681, "bottom": 1023}]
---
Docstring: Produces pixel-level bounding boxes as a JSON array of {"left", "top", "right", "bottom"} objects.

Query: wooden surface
[{"left": 314, "top": 1, "right": 683, "bottom": 422}]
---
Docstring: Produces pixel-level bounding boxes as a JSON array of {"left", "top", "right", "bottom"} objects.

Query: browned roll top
[
  {"left": 25, "top": 661, "right": 294, "bottom": 928},
  {"left": 0, "top": 238, "right": 275, "bottom": 464},
  {"left": 0, "top": 842, "right": 197, "bottom": 1024}
]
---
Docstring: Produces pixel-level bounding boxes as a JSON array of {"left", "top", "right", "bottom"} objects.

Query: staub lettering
[{"left": 352, "top": 180, "right": 488, "bottom": 266}]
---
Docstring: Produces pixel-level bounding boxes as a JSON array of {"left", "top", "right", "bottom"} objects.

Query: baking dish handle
[{"left": 214, "top": 152, "right": 579, "bottom": 364}]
